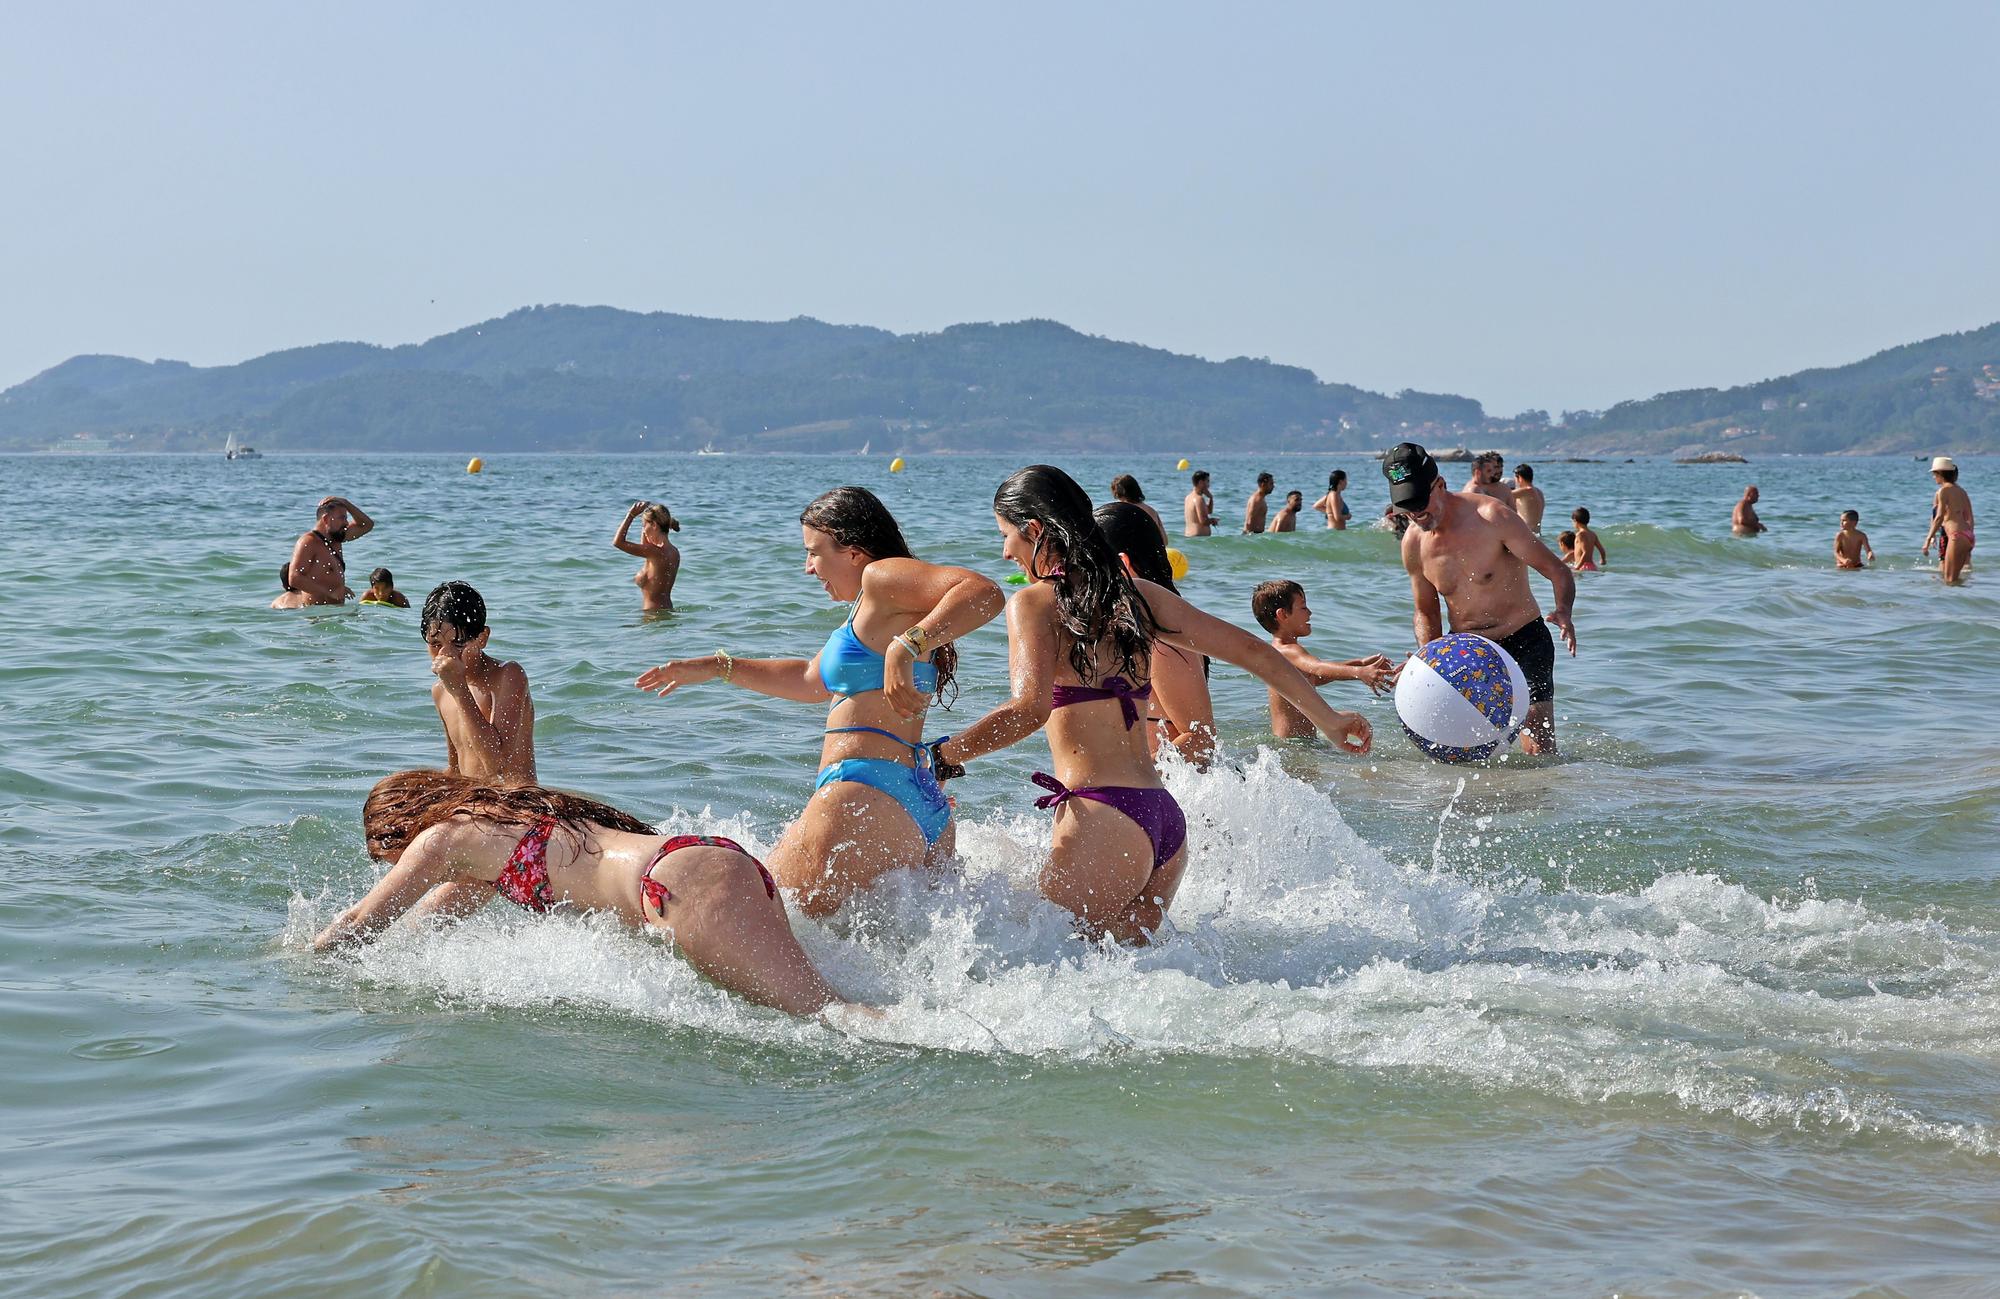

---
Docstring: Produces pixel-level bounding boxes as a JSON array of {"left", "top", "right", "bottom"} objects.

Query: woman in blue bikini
[
  {"left": 932, "top": 466, "right": 1372, "bottom": 945},
  {"left": 635, "top": 487, "right": 1004, "bottom": 916}
]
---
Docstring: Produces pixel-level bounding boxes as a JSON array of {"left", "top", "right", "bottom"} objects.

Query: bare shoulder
[{"left": 495, "top": 660, "right": 532, "bottom": 690}]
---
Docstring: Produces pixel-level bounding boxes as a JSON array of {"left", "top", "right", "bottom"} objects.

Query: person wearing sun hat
[
  {"left": 1923, "top": 455, "right": 1975, "bottom": 584},
  {"left": 1383, "top": 441, "right": 1577, "bottom": 755}
]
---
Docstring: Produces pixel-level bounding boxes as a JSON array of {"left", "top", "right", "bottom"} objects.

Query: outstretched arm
[
  {"left": 934, "top": 586, "right": 1059, "bottom": 766},
  {"left": 1139, "top": 581, "right": 1371, "bottom": 753},
  {"left": 1283, "top": 644, "right": 1397, "bottom": 695},
  {"left": 637, "top": 653, "right": 830, "bottom": 703},
  {"left": 870, "top": 557, "right": 1007, "bottom": 717},
  {"left": 313, "top": 823, "right": 484, "bottom": 950}
]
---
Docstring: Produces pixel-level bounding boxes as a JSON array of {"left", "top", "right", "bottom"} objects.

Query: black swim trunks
[{"left": 1492, "top": 618, "right": 1556, "bottom": 704}]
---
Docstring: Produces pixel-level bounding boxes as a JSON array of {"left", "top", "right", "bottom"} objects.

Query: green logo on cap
[{"left": 1387, "top": 464, "right": 1411, "bottom": 482}]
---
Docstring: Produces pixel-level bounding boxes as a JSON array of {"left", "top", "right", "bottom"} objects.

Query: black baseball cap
[{"left": 1382, "top": 443, "right": 1440, "bottom": 509}]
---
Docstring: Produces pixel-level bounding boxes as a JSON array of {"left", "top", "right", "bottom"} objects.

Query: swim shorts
[{"left": 1492, "top": 618, "right": 1556, "bottom": 705}]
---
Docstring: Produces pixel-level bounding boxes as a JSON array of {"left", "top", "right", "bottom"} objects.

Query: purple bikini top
[{"left": 1050, "top": 675, "right": 1152, "bottom": 730}]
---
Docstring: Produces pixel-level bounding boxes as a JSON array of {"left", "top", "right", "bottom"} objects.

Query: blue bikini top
[{"left": 820, "top": 613, "right": 938, "bottom": 698}]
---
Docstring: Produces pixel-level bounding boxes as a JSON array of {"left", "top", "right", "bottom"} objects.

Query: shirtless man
[
  {"left": 1463, "top": 452, "right": 1515, "bottom": 504},
  {"left": 1251, "top": 580, "right": 1396, "bottom": 740},
  {"left": 271, "top": 495, "right": 373, "bottom": 608},
  {"left": 1183, "top": 471, "right": 1217, "bottom": 537},
  {"left": 1732, "top": 485, "right": 1768, "bottom": 537},
  {"left": 422, "top": 580, "right": 536, "bottom": 784},
  {"left": 1511, "top": 464, "right": 1545, "bottom": 531},
  {"left": 1272, "top": 490, "right": 1304, "bottom": 533},
  {"left": 1923, "top": 457, "right": 1976, "bottom": 584},
  {"left": 1243, "top": 472, "right": 1275, "bottom": 533},
  {"left": 1384, "top": 442, "right": 1577, "bottom": 755}
]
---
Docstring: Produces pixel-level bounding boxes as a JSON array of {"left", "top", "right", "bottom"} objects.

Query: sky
[{"left": 4, "top": 2, "right": 1998, "bottom": 415}]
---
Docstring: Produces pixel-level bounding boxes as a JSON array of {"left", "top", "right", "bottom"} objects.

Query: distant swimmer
[
  {"left": 1511, "top": 464, "right": 1545, "bottom": 531},
  {"left": 1923, "top": 457, "right": 1975, "bottom": 584},
  {"left": 932, "top": 466, "right": 1370, "bottom": 945},
  {"left": 614, "top": 500, "right": 682, "bottom": 612},
  {"left": 271, "top": 495, "right": 373, "bottom": 609},
  {"left": 1834, "top": 510, "right": 1874, "bottom": 570},
  {"left": 1311, "top": 470, "right": 1352, "bottom": 530},
  {"left": 1108, "top": 474, "right": 1167, "bottom": 539},
  {"left": 1272, "top": 490, "right": 1303, "bottom": 532},
  {"left": 1251, "top": 580, "right": 1396, "bottom": 741},
  {"left": 423, "top": 581, "right": 536, "bottom": 785},
  {"left": 1463, "top": 452, "right": 1515, "bottom": 504},
  {"left": 1384, "top": 442, "right": 1576, "bottom": 755},
  {"left": 1183, "top": 470, "right": 1217, "bottom": 537},
  {"left": 1243, "top": 472, "right": 1275, "bottom": 533},
  {"left": 362, "top": 567, "right": 409, "bottom": 607},
  {"left": 311, "top": 771, "right": 861, "bottom": 1018},
  {"left": 1733, "top": 485, "right": 1768, "bottom": 537},
  {"left": 1569, "top": 507, "right": 1606, "bottom": 569}
]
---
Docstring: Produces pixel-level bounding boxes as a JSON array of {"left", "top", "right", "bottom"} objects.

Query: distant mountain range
[{"left": 5, "top": 306, "right": 1996, "bottom": 455}]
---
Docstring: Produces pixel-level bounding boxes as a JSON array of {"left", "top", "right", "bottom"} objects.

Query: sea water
[{"left": 2, "top": 451, "right": 1996, "bottom": 1296}]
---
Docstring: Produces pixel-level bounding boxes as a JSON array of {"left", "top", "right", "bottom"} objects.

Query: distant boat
[
  {"left": 695, "top": 441, "right": 725, "bottom": 457},
  {"left": 859, "top": 440, "right": 871, "bottom": 455},
  {"left": 224, "top": 433, "right": 262, "bottom": 460}
]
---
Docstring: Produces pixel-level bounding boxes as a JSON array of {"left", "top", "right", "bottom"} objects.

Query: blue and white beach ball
[{"left": 1394, "top": 633, "right": 1529, "bottom": 762}]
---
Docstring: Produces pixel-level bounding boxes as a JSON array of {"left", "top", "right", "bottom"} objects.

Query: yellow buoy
[
  {"left": 1176, "top": 458, "right": 1190, "bottom": 471},
  {"left": 466, "top": 457, "right": 484, "bottom": 474},
  {"left": 1165, "top": 547, "right": 1190, "bottom": 582},
  {"left": 889, "top": 457, "right": 906, "bottom": 474}
]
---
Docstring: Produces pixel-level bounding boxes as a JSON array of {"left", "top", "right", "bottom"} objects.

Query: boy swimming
[
  {"left": 422, "top": 581, "right": 536, "bottom": 785},
  {"left": 1833, "top": 511, "right": 1874, "bottom": 570},
  {"left": 1250, "top": 579, "right": 1396, "bottom": 740},
  {"left": 362, "top": 567, "right": 410, "bottom": 607},
  {"left": 1569, "top": 508, "right": 1605, "bottom": 570}
]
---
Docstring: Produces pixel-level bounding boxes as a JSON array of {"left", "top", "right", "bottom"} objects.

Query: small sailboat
[
  {"left": 695, "top": 441, "right": 724, "bottom": 457},
  {"left": 224, "top": 433, "right": 262, "bottom": 460},
  {"left": 859, "top": 440, "right": 871, "bottom": 455}
]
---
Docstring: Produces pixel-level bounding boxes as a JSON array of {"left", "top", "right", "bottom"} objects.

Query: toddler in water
[
  {"left": 1557, "top": 530, "right": 1579, "bottom": 567},
  {"left": 422, "top": 581, "right": 537, "bottom": 785},
  {"left": 1251, "top": 580, "right": 1396, "bottom": 740},
  {"left": 1569, "top": 508, "right": 1605, "bottom": 570},
  {"left": 1833, "top": 510, "right": 1874, "bottom": 569},
  {"left": 362, "top": 567, "right": 410, "bottom": 607}
]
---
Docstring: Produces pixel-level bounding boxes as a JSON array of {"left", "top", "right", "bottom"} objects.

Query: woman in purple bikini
[{"left": 932, "top": 466, "right": 1373, "bottom": 945}]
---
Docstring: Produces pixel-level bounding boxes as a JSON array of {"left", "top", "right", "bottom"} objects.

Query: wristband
[
  {"left": 928, "top": 736, "right": 966, "bottom": 782},
  {"left": 714, "top": 649, "right": 735, "bottom": 684},
  {"left": 897, "top": 625, "right": 931, "bottom": 658}
]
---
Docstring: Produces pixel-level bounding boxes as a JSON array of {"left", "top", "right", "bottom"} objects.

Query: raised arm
[
  {"left": 1139, "top": 581, "right": 1371, "bottom": 753},
  {"left": 329, "top": 497, "right": 373, "bottom": 542},
  {"left": 934, "top": 585, "right": 1059, "bottom": 766},
  {"left": 613, "top": 501, "right": 653, "bottom": 557},
  {"left": 871, "top": 557, "right": 1007, "bottom": 717},
  {"left": 1497, "top": 505, "right": 1578, "bottom": 655}
]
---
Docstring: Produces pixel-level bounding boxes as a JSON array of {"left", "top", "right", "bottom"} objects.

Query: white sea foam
[{"left": 290, "top": 748, "right": 2000, "bottom": 1154}]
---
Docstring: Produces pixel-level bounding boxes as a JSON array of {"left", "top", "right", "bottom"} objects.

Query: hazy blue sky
[{"left": 5, "top": 2, "right": 1997, "bottom": 414}]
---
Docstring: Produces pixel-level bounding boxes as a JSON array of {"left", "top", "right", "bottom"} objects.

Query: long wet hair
[
  {"left": 799, "top": 485, "right": 958, "bottom": 706},
  {"left": 1093, "top": 501, "right": 1176, "bottom": 593},
  {"left": 362, "top": 770, "right": 654, "bottom": 862},
  {"left": 996, "top": 465, "right": 1162, "bottom": 685}
]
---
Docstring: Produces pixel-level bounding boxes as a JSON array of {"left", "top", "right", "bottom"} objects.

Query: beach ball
[
  {"left": 1394, "top": 633, "right": 1529, "bottom": 762},
  {"left": 1165, "top": 547, "right": 1190, "bottom": 581},
  {"left": 466, "top": 457, "right": 484, "bottom": 474},
  {"left": 889, "top": 457, "right": 906, "bottom": 473},
  {"left": 1176, "top": 458, "right": 1191, "bottom": 471}
]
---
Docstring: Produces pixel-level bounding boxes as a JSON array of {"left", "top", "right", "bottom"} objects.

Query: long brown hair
[
  {"left": 799, "top": 485, "right": 960, "bottom": 706},
  {"left": 361, "top": 770, "right": 655, "bottom": 861}
]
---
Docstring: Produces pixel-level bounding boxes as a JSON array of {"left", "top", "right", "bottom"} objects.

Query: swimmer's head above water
[
  {"left": 641, "top": 503, "right": 680, "bottom": 541},
  {"left": 420, "top": 581, "right": 489, "bottom": 659},
  {"left": 1094, "top": 500, "right": 1176, "bottom": 592}
]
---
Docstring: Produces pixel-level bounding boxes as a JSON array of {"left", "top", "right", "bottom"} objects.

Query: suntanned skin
[
  {"left": 428, "top": 623, "right": 537, "bottom": 784},
  {"left": 1399, "top": 480, "right": 1577, "bottom": 755},
  {"left": 636, "top": 531, "right": 1003, "bottom": 916},
  {"left": 1834, "top": 518, "right": 1874, "bottom": 570},
  {"left": 1923, "top": 472, "right": 1975, "bottom": 584},
  {"left": 1733, "top": 485, "right": 1768, "bottom": 537},
  {"left": 1111, "top": 489, "right": 1168, "bottom": 541},
  {"left": 1463, "top": 456, "right": 1515, "bottom": 504},
  {"left": 1511, "top": 473, "right": 1545, "bottom": 531},
  {"left": 271, "top": 497, "right": 373, "bottom": 608},
  {"left": 1183, "top": 476, "right": 1216, "bottom": 537},
  {"left": 1243, "top": 475, "right": 1274, "bottom": 533},
  {"left": 1311, "top": 481, "right": 1349, "bottom": 530},
  {"left": 364, "top": 578, "right": 410, "bottom": 607},
  {"left": 1570, "top": 520, "right": 1607, "bottom": 568},
  {"left": 614, "top": 501, "right": 682, "bottom": 611},
  {"left": 1265, "top": 592, "right": 1396, "bottom": 740},
  {"left": 311, "top": 815, "right": 851, "bottom": 1018},
  {"left": 1272, "top": 492, "right": 1303, "bottom": 533}
]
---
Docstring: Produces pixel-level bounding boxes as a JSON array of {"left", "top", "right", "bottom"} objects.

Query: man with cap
[
  {"left": 1923, "top": 456, "right": 1975, "bottom": 584},
  {"left": 1383, "top": 442, "right": 1577, "bottom": 755}
]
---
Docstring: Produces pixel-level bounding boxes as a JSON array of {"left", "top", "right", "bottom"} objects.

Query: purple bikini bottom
[{"left": 1030, "top": 772, "right": 1188, "bottom": 872}]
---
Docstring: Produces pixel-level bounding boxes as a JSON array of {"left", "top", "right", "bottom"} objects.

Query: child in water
[
  {"left": 1251, "top": 580, "right": 1397, "bottom": 740},
  {"left": 362, "top": 567, "right": 410, "bottom": 607},
  {"left": 422, "top": 581, "right": 537, "bottom": 785},
  {"left": 1569, "top": 508, "right": 1605, "bottom": 570},
  {"left": 1557, "top": 530, "right": 1580, "bottom": 568},
  {"left": 1833, "top": 510, "right": 1874, "bottom": 569}
]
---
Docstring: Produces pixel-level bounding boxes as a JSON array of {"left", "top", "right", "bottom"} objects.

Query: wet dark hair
[
  {"left": 997, "top": 465, "right": 1163, "bottom": 685},
  {"left": 1093, "top": 501, "right": 1175, "bottom": 592},
  {"left": 1572, "top": 507, "right": 1591, "bottom": 526},
  {"left": 362, "top": 770, "right": 653, "bottom": 862},
  {"left": 799, "top": 486, "right": 957, "bottom": 706},
  {"left": 1109, "top": 474, "right": 1144, "bottom": 504},
  {"left": 1251, "top": 579, "right": 1305, "bottom": 633},
  {"left": 1514, "top": 464, "right": 1534, "bottom": 483},
  {"left": 1285, "top": 491, "right": 1303, "bottom": 505},
  {"left": 1256, "top": 472, "right": 1275, "bottom": 489},
  {"left": 369, "top": 567, "right": 394, "bottom": 586},
  {"left": 421, "top": 581, "right": 487, "bottom": 640},
  {"left": 1558, "top": 530, "right": 1577, "bottom": 551},
  {"left": 1191, "top": 470, "right": 1210, "bottom": 487},
  {"left": 1841, "top": 509, "right": 1859, "bottom": 523},
  {"left": 1329, "top": 470, "right": 1347, "bottom": 490}
]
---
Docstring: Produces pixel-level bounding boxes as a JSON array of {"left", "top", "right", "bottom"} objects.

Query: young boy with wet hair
[
  {"left": 1833, "top": 510, "right": 1874, "bottom": 570},
  {"left": 1250, "top": 579, "right": 1396, "bottom": 740},
  {"left": 1569, "top": 508, "right": 1606, "bottom": 570},
  {"left": 421, "top": 581, "right": 536, "bottom": 784},
  {"left": 363, "top": 567, "right": 410, "bottom": 607}
]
